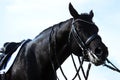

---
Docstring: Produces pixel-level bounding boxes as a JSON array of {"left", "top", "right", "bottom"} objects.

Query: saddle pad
[{"left": 0, "top": 40, "right": 30, "bottom": 74}]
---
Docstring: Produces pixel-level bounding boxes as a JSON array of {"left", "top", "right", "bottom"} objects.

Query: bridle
[
  {"left": 69, "top": 18, "right": 120, "bottom": 80},
  {"left": 48, "top": 18, "right": 101, "bottom": 80},
  {"left": 66, "top": 19, "right": 100, "bottom": 80},
  {"left": 50, "top": 18, "right": 100, "bottom": 80},
  {"left": 49, "top": 18, "right": 120, "bottom": 80},
  {"left": 71, "top": 19, "right": 98, "bottom": 50},
  {"left": 69, "top": 19, "right": 100, "bottom": 61}
]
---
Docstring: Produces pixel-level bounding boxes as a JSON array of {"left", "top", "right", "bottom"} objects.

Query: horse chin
[
  {"left": 91, "top": 59, "right": 105, "bottom": 66},
  {"left": 87, "top": 52, "right": 105, "bottom": 66}
]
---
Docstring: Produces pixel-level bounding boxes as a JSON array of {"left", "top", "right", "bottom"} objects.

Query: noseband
[{"left": 69, "top": 19, "right": 99, "bottom": 58}]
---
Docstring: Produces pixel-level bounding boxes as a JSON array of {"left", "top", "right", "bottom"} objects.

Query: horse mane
[
  {"left": 35, "top": 12, "right": 93, "bottom": 39},
  {"left": 80, "top": 13, "right": 89, "bottom": 16},
  {"left": 79, "top": 13, "right": 92, "bottom": 22},
  {"left": 35, "top": 18, "right": 73, "bottom": 38}
]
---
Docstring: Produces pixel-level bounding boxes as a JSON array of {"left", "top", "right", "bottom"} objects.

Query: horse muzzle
[{"left": 87, "top": 46, "right": 108, "bottom": 66}]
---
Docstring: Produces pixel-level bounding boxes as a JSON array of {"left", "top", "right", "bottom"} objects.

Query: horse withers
[{"left": 1, "top": 3, "right": 108, "bottom": 80}]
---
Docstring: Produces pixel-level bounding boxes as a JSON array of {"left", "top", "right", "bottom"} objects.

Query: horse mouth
[
  {"left": 89, "top": 56, "right": 106, "bottom": 66},
  {"left": 92, "top": 59, "right": 105, "bottom": 66},
  {"left": 87, "top": 51, "right": 106, "bottom": 66}
]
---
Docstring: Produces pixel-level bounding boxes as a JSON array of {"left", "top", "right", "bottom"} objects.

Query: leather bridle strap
[
  {"left": 71, "top": 24, "right": 86, "bottom": 51},
  {"left": 69, "top": 19, "right": 97, "bottom": 80},
  {"left": 73, "top": 19, "right": 94, "bottom": 25},
  {"left": 85, "top": 34, "right": 99, "bottom": 46},
  {"left": 71, "top": 19, "right": 99, "bottom": 50}
]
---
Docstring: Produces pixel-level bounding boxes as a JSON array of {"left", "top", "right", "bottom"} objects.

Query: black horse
[{"left": 4, "top": 3, "right": 108, "bottom": 80}]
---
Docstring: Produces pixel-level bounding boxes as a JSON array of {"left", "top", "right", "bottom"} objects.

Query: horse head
[{"left": 69, "top": 3, "right": 108, "bottom": 66}]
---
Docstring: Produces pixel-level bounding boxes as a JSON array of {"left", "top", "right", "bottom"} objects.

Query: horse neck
[{"left": 50, "top": 18, "right": 73, "bottom": 69}]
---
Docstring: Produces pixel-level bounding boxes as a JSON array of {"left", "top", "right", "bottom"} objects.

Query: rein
[
  {"left": 71, "top": 19, "right": 120, "bottom": 79},
  {"left": 103, "top": 58, "right": 120, "bottom": 73}
]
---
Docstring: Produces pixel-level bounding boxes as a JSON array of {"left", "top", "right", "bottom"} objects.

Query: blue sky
[{"left": 0, "top": 0, "right": 120, "bottom": 80}]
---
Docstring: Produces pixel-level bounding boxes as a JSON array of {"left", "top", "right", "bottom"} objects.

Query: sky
[{"left": 0, "top": 0, "right": 120, "bottom": 80}]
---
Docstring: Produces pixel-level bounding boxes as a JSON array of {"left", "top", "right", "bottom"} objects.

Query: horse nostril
[{"left": 95, "top": 47, "right": 103, "bottom": 55}]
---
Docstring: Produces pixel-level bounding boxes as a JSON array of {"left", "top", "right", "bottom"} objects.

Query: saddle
[
  {"left": 0, "top": 40, "right": 32, "bottom": 73},
  {"left": 0, "top": 41, "right": 24, "bottom": 69}
]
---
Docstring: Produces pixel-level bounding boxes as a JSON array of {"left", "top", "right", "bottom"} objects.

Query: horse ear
[
  {"left": 89, "top": 10, "right": 94, "bottom": 19},
  {"left": 69, "top": 3, "right": 79, "bottom": 18}
]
